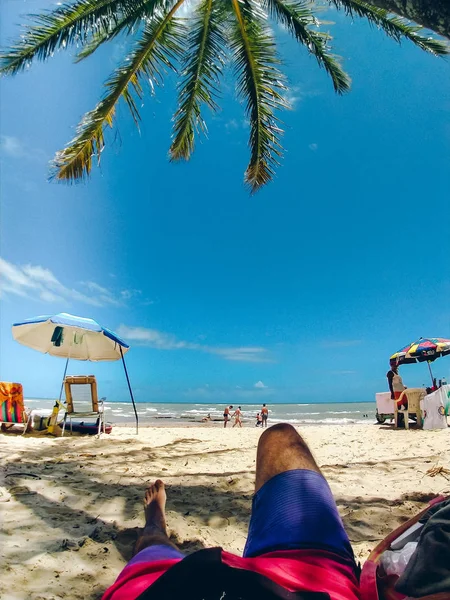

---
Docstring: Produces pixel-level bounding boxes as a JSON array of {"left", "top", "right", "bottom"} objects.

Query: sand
[{"left": 1, "top": 423, "right": 449, "bottom": 600}]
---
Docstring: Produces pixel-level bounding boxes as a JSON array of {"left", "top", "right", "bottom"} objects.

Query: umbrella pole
[
  {"left": 427, "top": 361, "right": 435, "bottom": 387},
  {"left": 59, "top": 358, "right": 70, "bottom": 403},
  {"left": 120, "top": 346, "right": 139, "bottom": 435},
  {"left": 48, "top": 358, "right": 69, "bottom": 434}
]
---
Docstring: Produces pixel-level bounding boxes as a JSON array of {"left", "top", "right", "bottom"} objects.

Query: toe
[{"left": 144, "top": 485, "right": 155, "bottom": 502}]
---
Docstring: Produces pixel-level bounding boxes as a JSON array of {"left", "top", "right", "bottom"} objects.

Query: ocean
[{"left": 24, "top": 399, "right": 376, "bottom": 426}]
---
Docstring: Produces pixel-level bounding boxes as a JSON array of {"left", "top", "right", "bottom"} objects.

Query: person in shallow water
[
  {"left": 232, "top": 406, "right": 243, "bottom": 428},
  {"left": 261, "top": 403, "right": 269, "bottom": 427},
  {"left": 223, "top": 405, "right": 233, "bottom": 428},
  {"left": 102, "top": 423, "right": 360, "bottom": 600}
]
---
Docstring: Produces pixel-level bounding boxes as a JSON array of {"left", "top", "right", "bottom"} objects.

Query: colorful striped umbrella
[
  {"left": 390, "top": 337, "right": 450, "bottom": 384},
  {"left": 391, "top": 337, "right": 450, "bottom": 364}
]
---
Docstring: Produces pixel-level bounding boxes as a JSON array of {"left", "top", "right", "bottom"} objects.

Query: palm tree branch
[
  {"left": 52, "top": 0, "right": 186, "bottom": 182},
  {"left": 230, "top": 0, "right": 287, "bottom": 192},
  {"left": 74, "top": 0, "right": 166, "bottom": 63},
  {"left": 74, "top": 19, "right": 127, "bottom": 63},
  {"left": 0, "top": 0, "right": 158, "bottom": 75},
  {"left": 263, "top": 0, "right": 350, "bottom": 93},
  {"left": 330, "top": 0, "right": 449, "bottom": 56},
  {"left": 170, "top": 0, "right": 227, "bottom": 160}
]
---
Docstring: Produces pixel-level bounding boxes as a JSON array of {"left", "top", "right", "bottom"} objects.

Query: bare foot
[{"left": 143, "top": 479, "right": 167, "bottom": 535}]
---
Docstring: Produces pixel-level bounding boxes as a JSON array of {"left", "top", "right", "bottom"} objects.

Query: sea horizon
[
  {"left": 25, "top": 398, "right": 377, "bottom": 426},
  {"left": 25, "top": 397, "right": 375, "bottom": 405}
]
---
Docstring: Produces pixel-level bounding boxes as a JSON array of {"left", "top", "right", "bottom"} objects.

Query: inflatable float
[{"left": 65, "top": 421, "right": 113, "bottom": 435}]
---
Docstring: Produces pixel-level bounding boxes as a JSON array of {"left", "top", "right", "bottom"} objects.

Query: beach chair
[
  {"left": 62, "top": 375, "right": 106, "bottom": 437},
  {"left": 0, "top": 382, "right": 30, "bottom": 434},
  {"left": 394, "top": 388, "right": 426, "bottom": 429}
]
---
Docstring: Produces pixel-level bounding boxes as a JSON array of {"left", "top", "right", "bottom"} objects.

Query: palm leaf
[
  {"left": 230, "top": 0, "right": 287, "bottom": 192},
  {"left": 263, "top": 0, "right": 350, "bottom": 93},
  {"left": 74, "top": 0, "right": 165, "bottom": 63},
  {"left": 0, "top": 0, "right": 150, "bottom": 76},
  {"left": 170, "top": 0, "right": 228, "bottom": 160},
  {"left": 330, "top": 0, "right": 449, "bottom": 56},
  {"left": 52, "top": 1, "right": 186, "bottom": 182}
]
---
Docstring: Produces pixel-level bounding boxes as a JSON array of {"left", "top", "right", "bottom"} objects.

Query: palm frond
[
  {"left": 230, "top": 0, "right": 287, "bottom": 193},
  {"left": 264, "top": 0, "right": 350, "bottom": 93},
  {"left": 170, "top": 0, "right": 228, "bottom": 160},
  {"left": 0, "top": 0, "right": 151, "bottom": 76},
  {"left": 74, "top": 0, "right": 164, "bottom": 63},
  {"left": 52, "top": 2, "right": 186, "bottom": 182},
  {"left": 330, "top": 0, "right": 449, "bottom": 56},
  {"left": 74, "top": 25, "right": 122, "bottom": 63}
]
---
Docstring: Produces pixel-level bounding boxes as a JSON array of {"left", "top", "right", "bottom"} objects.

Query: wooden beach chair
[
  {"left": 394, "top": 388, "right": 426, "bottom": 429},
  {"left": 62, "top": 375, "right": 106, "bottom": 437},
  {"left": 0, "top": 382, "right": 30, "bottom": 434}
]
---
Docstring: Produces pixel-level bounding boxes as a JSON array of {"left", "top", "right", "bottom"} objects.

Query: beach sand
[{"left": 1, "top": 424, "right": 449, "bottom": 600}]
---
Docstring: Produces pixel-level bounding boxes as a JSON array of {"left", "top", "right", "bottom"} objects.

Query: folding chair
[
  {"left": 62, "top": 375, "right": 106, "bottom": 437},
  {"left": 394, "top": 388, "right": 426, "bottom": 429},
  {"left": 0, "top": 382, "right": 30, "bottom": 434}
]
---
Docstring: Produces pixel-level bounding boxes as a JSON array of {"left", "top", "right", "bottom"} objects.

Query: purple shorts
[{"left": 128, "top": 469, "right": 353, "bottom": 566}]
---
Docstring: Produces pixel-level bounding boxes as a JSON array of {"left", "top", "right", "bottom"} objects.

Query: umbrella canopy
[
  {"left": 12, "top": 312, "right": 129, "bottom": 361},
  {"left": 12, "top": 312, "right": 138, "bottom": 433},
  {"left": 391, "top": 337, "right": 450, "bottom": 365}
]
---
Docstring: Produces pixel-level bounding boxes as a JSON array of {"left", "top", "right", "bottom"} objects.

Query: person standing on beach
[
  {"left": 261, "top": 403, "right": 269, "bottom": 427},
  {"left": 102, "top": 423, "right": 359, "bottom": 600},
  {"left": 223, "top": 405, "right": 233, "bottom": 428},
  {"left": 232, "top": 406, "right": 243, "bottom": 428},
  {"left": 387, "top": 361, "right": 407, "bottom": 409}
]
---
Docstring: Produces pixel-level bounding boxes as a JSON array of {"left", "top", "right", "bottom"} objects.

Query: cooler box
[{"left": 376, "top": 392, "right": 395, "bottom": 422}]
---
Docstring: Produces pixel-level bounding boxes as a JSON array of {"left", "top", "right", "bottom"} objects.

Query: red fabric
[
  {"left": 102, "top": 549, "right": 360, "bottom": 600},
  {"left": 394, "top": 391, "right": 407, "bottom": 409}
]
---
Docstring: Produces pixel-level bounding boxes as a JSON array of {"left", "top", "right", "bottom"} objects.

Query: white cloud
[
  {"left": 120, "top": 288, "right": 142, "bottom": 301},
  {"left": 79, "top": 281, "right": 123, "bottom": 307},
  {"left": 0, "top": 257, "right": 140, "bottom": 308},
  {"left": 284, "top": 86, "right": 304, "bottom": 109},
  {"left": 254, "top": 380, "right": 268, "bottom": 388},
  {"left": 0, "top": 135, "right": 47, "bottom": 161},
  {"left": 309, "top": 143, "right": 318, "bottom": 151},
  {"left": 225, "top": 119, "right": 239, "bottom": 130},
  {"left": 117, "top": 324, "right": 272, "bottom": 363}
]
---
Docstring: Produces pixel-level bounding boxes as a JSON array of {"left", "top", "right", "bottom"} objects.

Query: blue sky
[{"left": 1, "top": 1, "right": 449, "bottom": 404}]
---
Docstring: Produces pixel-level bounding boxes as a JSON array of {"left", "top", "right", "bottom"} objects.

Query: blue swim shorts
[
  {"left": 243, "top": 468, "right": 353, "bottom": 560},
  {"left": 129, "top": 468, "right": 353, "bottom": 564}
]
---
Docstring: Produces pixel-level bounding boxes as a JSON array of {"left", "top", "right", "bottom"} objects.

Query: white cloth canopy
[{"left": 12, "top": 313, "right": 129, "bottom": 361}]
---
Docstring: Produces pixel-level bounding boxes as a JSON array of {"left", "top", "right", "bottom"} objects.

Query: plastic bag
[{"left": 380, "top": 542, "right": 418, "bottom": 577}]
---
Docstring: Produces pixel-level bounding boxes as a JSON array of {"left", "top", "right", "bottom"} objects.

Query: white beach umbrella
[{"left": 12, "top": 312, "right": 138, "bottom": 433}]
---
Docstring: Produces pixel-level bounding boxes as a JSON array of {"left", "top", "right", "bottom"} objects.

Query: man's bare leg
[
  {"left": 255, "top": 423, "right": 320, "bottom": 492},
  {"left": 134, "top": 480, "right": 181, "bottom": 556}
]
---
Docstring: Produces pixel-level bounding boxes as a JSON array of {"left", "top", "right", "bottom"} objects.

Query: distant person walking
[
  {"left": 255, "top": 413, "right": 263, "bottom": 427},
  {"left": 261, "top": 403, "right": 269, "bottom": 427},
  {"left": 223, "top": 405, "right": 233, "bottom": 428},
  {"left": 232, "top": 406, "right": 243, "bottom": 428},
  {"left": 387, "top": 361, "right": 407, "bottom": 409}
]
